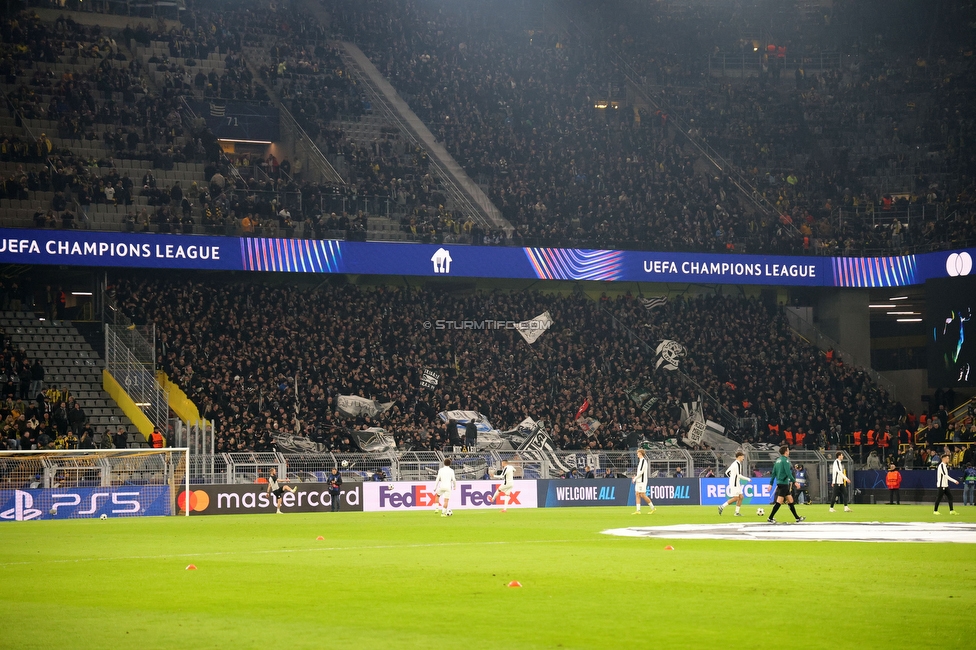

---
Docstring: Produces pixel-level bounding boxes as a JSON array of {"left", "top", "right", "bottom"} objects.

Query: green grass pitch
[{"left": 2, "top": 505, "right": 974, "bottom": 649}]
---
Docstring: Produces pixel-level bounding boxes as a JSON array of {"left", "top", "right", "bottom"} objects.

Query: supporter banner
[
  {"left": 336, "top": 395, "right": 394, "bottom": 419},
  {"left": 699, "top": 478, "right": 775, "bottom": 505},
  {"left": 1, "top": 228, "right": 972, "bottom": 288},
  {"left": 437, "top": 410, "right": 494, "bottom": 434},
  {"left": 361, "top": 480, "right": 537, "bottom": 511},
  {"left": 350, "top": 428, "right": 397, "bottom": 453},
  {"left": 178, "top": 483, "right": 364, "bottom": 515},
  {"left": 540, "top": 479, "right": 633, "bottom": 507},
  {"left": 0, "top": 486, "right": 170, "bottom": 521},
  {"left": 419, "top": 368, "right": 439, "bottom": 390}
]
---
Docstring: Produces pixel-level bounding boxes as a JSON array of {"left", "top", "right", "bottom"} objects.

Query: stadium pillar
[{"left": 814, "top": 289, "right": 870, "bottom": 368}]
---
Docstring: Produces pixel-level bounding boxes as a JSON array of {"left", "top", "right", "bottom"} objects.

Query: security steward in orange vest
[{"left": 149, "top": 428, "right": 165, "bottom": 448}]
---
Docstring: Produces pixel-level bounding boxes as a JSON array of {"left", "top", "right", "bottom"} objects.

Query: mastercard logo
[
  {"left": 946, "top": 252, "right": 973, "bottom": 277},
  {"left": 177, "top": 490, "right": 210, "bottom": 512}
]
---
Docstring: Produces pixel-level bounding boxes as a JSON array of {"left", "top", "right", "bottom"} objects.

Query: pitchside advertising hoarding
[
  {"left": 699, "top": 478, "right": 775, "bottom": 505},
  {"left": 540, "top": 479, "right": 632, "bottom": 507},
  {"left": 177, "top": 483, "right": 364, "bottom": 515},
  {"left": 0, "top": 227, "right": 972, "bottom": 287},
  {"left": 541, "top": 478, "right": 700, "bottom": 507},
  {"left": 0, "top": 479, "right": 786, "bottom": 520},
  {"left": 0, "top": 486, "right": 171, "bottom": 521},
  {"left": 362, "top": 480, "right": 537, "bottom": 511}
]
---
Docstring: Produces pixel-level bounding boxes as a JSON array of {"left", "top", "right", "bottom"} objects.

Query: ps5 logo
[
  {"left": 431, "top": 248, "right": 453, "bottom": 274},
  {"left": 50, "top": 492, "right": 142, "bottom": 515},
  {"left": 0, "top": 490, "right": 43, "bottom": 521},
  {"left": 946, "top": 252, "right": 973, "bottom": 277}
]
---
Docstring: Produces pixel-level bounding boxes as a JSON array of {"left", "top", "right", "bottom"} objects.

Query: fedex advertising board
[{"left": 362, "top": 480, "right": 537, "bottom": 512}]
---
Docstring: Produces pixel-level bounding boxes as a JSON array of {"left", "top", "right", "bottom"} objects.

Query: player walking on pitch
[
  {"left": 718, "top": 451, "right": 750, "bottom": 516},
  {"left": 267, "top": 467, "right": 297, "bottom": 514},
  {"left": 934, "top": 454, "right": 960, "bottom": 515},
  {"left": 829, "top": 452, "right": 852, "bottom": 512},
  {"left": 489, "top": 459, "right": 516, "bottom": 512},
  {"left": 768, "top": 446, "right": 805, "bottom": 524},
  {"left": 433, "top": 458, "right": 456, "bottom": 517},
  {"left": 632, "top": 449, "right": 655, "bottom": 514}
]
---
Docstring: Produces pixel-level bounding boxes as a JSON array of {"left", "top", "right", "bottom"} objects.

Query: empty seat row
[
  {"left": 14, "top": 341, "right": 90, "bottom": 352},
  {"left": 11, "top": 330, "right": 85, "bottom": 350}
]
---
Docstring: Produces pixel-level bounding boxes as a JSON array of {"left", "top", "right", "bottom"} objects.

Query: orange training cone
[
  {"left": 507, "top": 581, "right": 522, "bottom": 588},
  {"left": 316, "top": 536, "right": 325, "bottom": 541},
  {"left": 664, "top": 545, "right": 674, "bottom": 551},
  {"left": 186, "top": 564, "right": 197, "bottom": 570}
]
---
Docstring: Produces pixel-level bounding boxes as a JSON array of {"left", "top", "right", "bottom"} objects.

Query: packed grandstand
[{"left": 1, "top": 0, "right": 974, "bottom": 463}]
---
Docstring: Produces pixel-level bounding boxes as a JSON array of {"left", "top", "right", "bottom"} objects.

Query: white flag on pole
[{"left": 516, "top": 311, "right": 553, "bottom": 345}]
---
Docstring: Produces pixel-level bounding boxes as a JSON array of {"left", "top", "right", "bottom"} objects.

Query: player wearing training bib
[
  {"left": 632, "top": 449, "right": 655, "bottom": 514},
  {"left": 433, "top": 458, "right": 457, "bottom": 517},
  {"left": 489, "top": 460, "right": 516, "bottom": 512},
  {"left": 718, "top": 451, "right": 750, "bottom": 516}
]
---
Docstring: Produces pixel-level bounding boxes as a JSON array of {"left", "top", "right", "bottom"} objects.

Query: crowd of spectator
[
  {"left": 581, "top": 0, "right": 976, "bottom": 254},
  {"left": 328, "top": 0, "right": 976, "bottom": 253},
  {"left": 113, "top": 276, "right": 910, "bottom": 455},
  {"left": 0, "top": 325, "right": 104, "bottom": 451},
  {"left": 5, "top": 0, "right": 976, "bottom": 252}
]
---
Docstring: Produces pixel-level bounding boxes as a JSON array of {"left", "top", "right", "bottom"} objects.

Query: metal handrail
[
  {"left": 566, "top": 20, "right": 804, "bottom": 243},
  {"left": 335, "top": 46, "right": 500, "bottom": 233},
  {"left": 1, "top": 86, "right": 61, "bottom": 181},
  {"left": 278, "top": 103, "right": 346, "bottom": 185},
  {"left": 178, "top": 95, "right": 245, "bottom": 187},
  {"left": 911, "top": 398, "right": 975, "bottom": 441},
  {"left": 73, "top": 199, "right": 92, "bottom": 230},
  {"left": 783, "top": 306, "right": 896, "bottom": 399}
]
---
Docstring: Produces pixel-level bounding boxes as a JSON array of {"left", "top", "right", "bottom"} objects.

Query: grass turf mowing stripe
[{"left": 2, "top": 506, "right": 974, "bottom": 649}]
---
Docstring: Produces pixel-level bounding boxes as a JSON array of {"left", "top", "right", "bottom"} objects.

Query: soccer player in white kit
[
  {"left": 632, "top": 449, "right": 655, "bottom": 514},
  {"left": 489, "top": 459, "right": 516, "bottom": 512},
  {"left": 433, "top": 458, "right": 456, "bottom": 517},
  {"left": 718, "top": 451, "right": 751, "bottom": 516}
]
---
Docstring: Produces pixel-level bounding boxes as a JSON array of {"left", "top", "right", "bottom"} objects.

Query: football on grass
[
  {"left": 756, "top": 508, "right": 765, "bottom": 516},
  {"left": 100, "top": 514, "right": 108, "bottom": 520}
]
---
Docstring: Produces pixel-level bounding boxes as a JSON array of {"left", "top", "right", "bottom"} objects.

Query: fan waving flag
[
  {"left": 654, "top": 340, "right": 686, "bottom": 371},
  {"left": 420, "top": 368, "right": 440, "bottom": 390},
  {"left": 336, "top": 395, "right": 395, "bottom": 419},
  {"left": 639, "top": 296, "right": 668, "bottom": 310},
  {"left": 578, "top": 416, "right": 602, "bottom": 437},
  {"left": 516, "top": 311, "right": 553, "bottom": 344},
  {"left": 574, "top": 398, "right": 590, "bottom": 420}
]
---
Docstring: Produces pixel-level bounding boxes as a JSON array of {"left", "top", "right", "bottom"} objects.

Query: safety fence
[
  {"left": 186, "top": 449, "right": 705, "bottom": 485},
  {"left": 0, "top": 448, "right": 187, "bottom": 521},
  {"left": 103, "top": 296, "right": 168, "bottom": 433}
]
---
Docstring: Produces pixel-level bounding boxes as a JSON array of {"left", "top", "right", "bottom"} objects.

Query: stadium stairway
[{"left": 0, "top": 311, "right": 145, "bottom": 448}]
